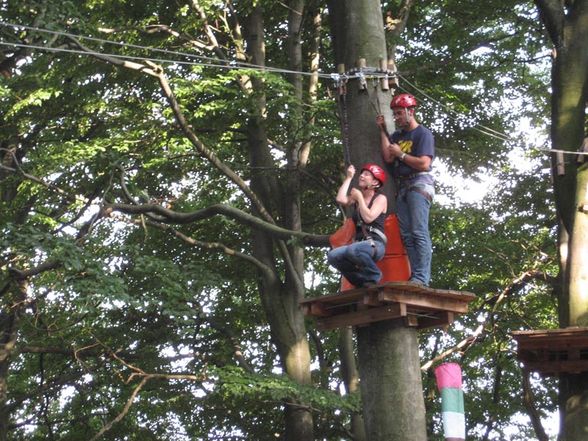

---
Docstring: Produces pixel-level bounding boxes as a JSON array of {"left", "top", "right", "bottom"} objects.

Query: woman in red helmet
[{"left": 327, "top": 163, "right": 388, "bottom": 287}]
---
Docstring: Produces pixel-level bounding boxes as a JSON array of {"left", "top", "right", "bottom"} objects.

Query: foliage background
[{"left": 0, "top": 0, "right": 562, "bottom": 440}]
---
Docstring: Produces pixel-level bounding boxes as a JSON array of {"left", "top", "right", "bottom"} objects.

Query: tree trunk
[
  {"left": 244, "top": 6, "right": 314, "bottom": 441},
  {"left": 535, "top": 1, "right": 588, "bottom": 440},
  {"left": 339, "top": 328, "right": 367, "bottom": 441},
  {"left": 0, "top": 280, "right": 26, "bottom": 441},
  {"left": 568, "top": 161, "right": 588, "bottom": 326},
  {"left": 357, "top": 322, "right": 427, "bottom": 441},
  {"left": 327, "top": 0, "right": 394, "bottom": 170},
  {"left": 328, "top": 1, "right": 427, "bottom": 439}
]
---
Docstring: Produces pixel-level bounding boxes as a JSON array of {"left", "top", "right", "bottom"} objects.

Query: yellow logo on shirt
[{"left": 399, "top": 140, "right": 412, "bottom": 153}]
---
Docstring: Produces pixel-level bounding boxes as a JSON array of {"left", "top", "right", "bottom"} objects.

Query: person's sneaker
[{"left": 408, "top": 278, "right": 426, "bottom": 287}]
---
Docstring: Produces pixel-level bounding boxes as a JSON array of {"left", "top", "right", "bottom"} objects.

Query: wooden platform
[
  {"left": 512, "top": 327, "right": 588, "bottom": 375},
  {"left": 300, "top": 282, "right": 476, "bottom": 331}
]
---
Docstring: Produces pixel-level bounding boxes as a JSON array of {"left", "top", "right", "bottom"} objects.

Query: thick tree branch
[
  {"left": 384, "top": 0, "right": 416, "bottom": 62},
  {"left": 0, "top": 149, "right": 77, "bottom": 203},
  {"left": 104, "top": 202, "right": 329, "bottom": 247},
  {"left": 522, "top": 369, "right": 549, "bottom": 441},
  {"left": 152, "top": 68, "right": 277, "bottom": 224},
  {"left": 8, "top": 260, "right": 62, "bottom": 280},
  {"left": 129, "top": 217, "right": 277, "bottom": 280},
  {"left": 188, "top": 0, "right": 228, "bottom": 60},
  {"left": 66, "top": 37, "right": 161, "bottom": 76}
]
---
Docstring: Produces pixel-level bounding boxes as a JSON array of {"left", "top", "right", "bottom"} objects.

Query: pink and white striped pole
[{"left": 435, "top": 362, "right": 465, "bottom": 441}]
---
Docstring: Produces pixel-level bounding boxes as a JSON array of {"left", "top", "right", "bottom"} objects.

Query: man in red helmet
[
  {"left": 327, "top": 163, "right": 388, "bottom": 287},
  {"left": 376, "top": 93, "right": 435, "bottom": 286}
]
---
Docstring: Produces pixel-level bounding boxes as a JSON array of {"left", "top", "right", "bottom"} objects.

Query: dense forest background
[{"left": 0, "top": 0, "right": 574, "bottom": 440}]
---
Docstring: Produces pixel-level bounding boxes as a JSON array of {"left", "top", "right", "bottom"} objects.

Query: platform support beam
[{"left": 357, "top": 321, "right": 427, "bottom": 441}]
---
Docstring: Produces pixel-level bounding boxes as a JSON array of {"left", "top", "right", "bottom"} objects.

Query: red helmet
[
  {"left": 361, "top": 163, "right": 387, "bottom": 187},
  {"left": 390, "top": 93, "right": 417, "bottom": 109}
]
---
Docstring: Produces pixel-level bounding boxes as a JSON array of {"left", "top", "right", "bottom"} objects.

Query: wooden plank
[
  {"left": 569, "top": 348, "right": 581, "bottom": 361},
  {"left": 416, "top": 311, "right": 454, "bottom": 329},
  {"left": 380, "top": 281, "right": 476, "bottom": 301},
  {"left": 513, "top": 327, "right": 588, "bottom": 338},
  {"left": 378, "top": 290, "right": 470, "bottom": 313},
  {"left": 363, "top": 291, "right": 383, "bottom": 307},
  {"left": 300, "top": 282, "right": 476, "bottom": 308},
  {"left": 513, "top": 328, "right": 588, "bottom": 351},
  {"left": 518, "top": 348, "right": 588, "bottom": 363},
  {"left": 302, "top": 297, "right": 363, "bottom": 318},
  {"left": 317, "top": 304, "right": 405, "bottom": 331},
  {"left": 310, "top": 302, "right": 331, "bottom": 317},
  {"left": 522, "top": 360, "right": 588, "bottom": 375},
  {"left": 300, "top": 288, "right": 369, "bottom": 308},
  {"left": 301, "top": 282, "right": 475, "bottom": 329},
  {"left": 516, "top": 337, "right": 588, "bottom": 348}
]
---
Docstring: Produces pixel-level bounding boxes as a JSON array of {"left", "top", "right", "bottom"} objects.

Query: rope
[{"left": 333, "top": 74, "right": 351, "bottom": 166}]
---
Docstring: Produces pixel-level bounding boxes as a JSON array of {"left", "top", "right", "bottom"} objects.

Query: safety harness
[
  {"left": 354, "top": 196, "right": 388, "bottom": 245},
  {"left": 396, "top": 172, "right": 433, "bottom": 202}
]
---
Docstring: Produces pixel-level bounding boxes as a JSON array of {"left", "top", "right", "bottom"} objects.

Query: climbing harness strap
[
  {"left": 397, "top": 171, "right": 432, "bottom": 180},
  {"left": 409, "top": 187, "right": 433, "bottom": 203},
  {"left": 364, "top": 225, "right": 388, "bottom": 244},
  {"left": 355, "top": 197, "right": 388, "bottom": 245}
]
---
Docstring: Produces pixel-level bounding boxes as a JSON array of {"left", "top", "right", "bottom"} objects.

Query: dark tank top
[{"left": 352, "top": 194, "right": 386, "bottom": 242}]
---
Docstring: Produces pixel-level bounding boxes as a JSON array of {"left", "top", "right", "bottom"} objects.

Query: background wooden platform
[
  {"left": 300, "top": 282, "right": 476, "bottom": 331},
  {"left": 512, "top": 327, "right": 588, "bottom": 375}
]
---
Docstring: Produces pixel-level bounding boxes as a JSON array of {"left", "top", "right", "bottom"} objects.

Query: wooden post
[
  {"left": 387, "top": 59, "right": 399, "bottom": 90},
  {"left": 556, "top": 151, "right": 565, "bottom": 175},
  {"left": 380, "top": 58, "right": 389, "bottom": 90}
]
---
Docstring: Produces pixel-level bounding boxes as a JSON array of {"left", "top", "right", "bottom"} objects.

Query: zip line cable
[
  {"left": 0, "top": 21, "right": 397, "bottom": 82},
  {"left": 0, "top": 21, "right": 230, "bottom": 65},
  {"left": 1, "top": 21, "right": 562, "bottom": 154},
  {"left": 0, "top": 40, "right": 260, "bottom": 72},
  {"left": 0, "top": 21, "right": 275, "bottom": 72},
  {"left": 0, "top": 21, "right": 334, "bottom": 79},
  {"left": 397, "top": 74, "right": 515, "bottom": 143},
  {"left": 398, "top": 76, "right": 587, "bottom": 158}
]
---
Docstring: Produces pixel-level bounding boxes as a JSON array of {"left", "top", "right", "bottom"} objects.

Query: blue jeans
[
  {"left": 396, "top": 183, "right": 434, "bottom": 285},
  {"left": 328, "top": 239, "right": 386, "bottom": 287}
]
